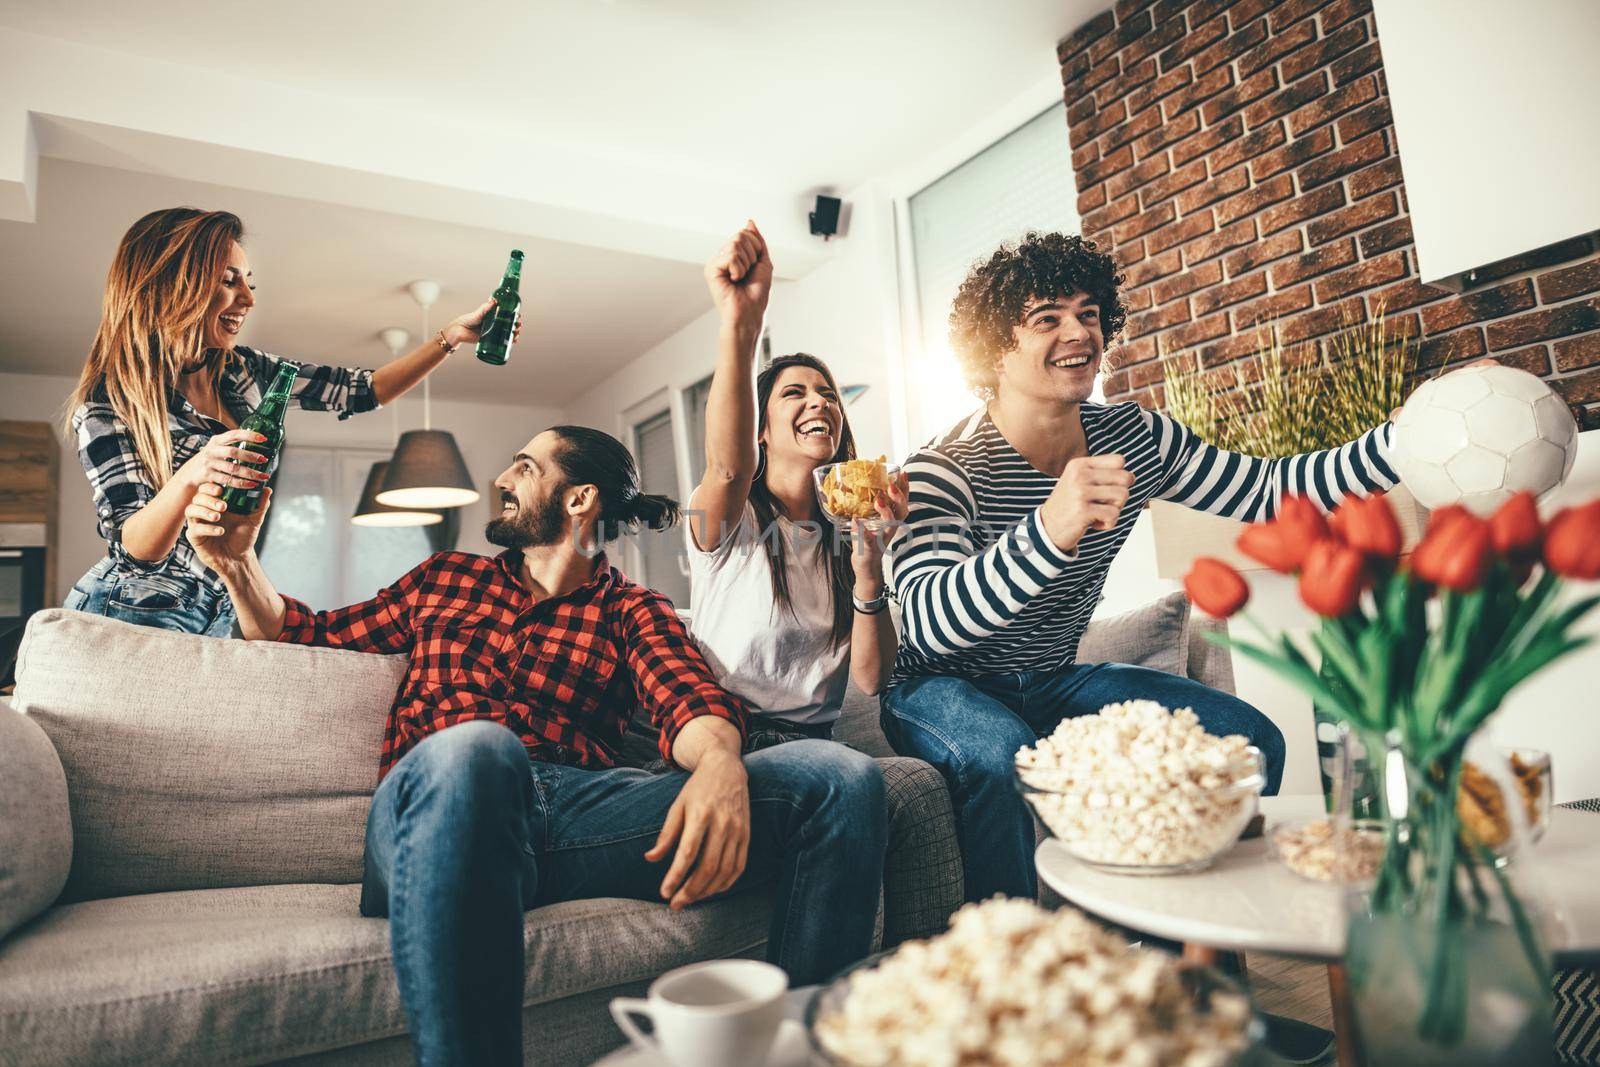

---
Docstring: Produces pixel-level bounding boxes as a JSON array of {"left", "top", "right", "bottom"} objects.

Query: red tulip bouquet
[{"left": 1184, "top": 491, "right": 1600, "bottom": 1052}]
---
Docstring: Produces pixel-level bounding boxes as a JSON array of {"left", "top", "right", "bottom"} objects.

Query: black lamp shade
[
  {"left": 375, "top": 430, "right": 480, "bottom": 509},
  {"left": 352, "top": 462, "right": 443, "bottom": 527}
]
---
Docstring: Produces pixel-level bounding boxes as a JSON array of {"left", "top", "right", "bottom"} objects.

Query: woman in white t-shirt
[{"left": 686, "top": 221, "right": 908, "bottom": 750}]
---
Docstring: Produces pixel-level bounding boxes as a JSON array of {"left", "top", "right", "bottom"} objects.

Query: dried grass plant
[{"left": 1161, "top": 307, "right": 1417, "bottom": 458}]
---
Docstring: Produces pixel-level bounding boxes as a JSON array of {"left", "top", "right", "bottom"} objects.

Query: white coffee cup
[{"left": 609, "top": 959, "right": 788, "bottom": 1067}]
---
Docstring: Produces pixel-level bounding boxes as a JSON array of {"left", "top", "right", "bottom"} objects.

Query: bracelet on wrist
[
  {"left": 852, "top": 591, "right": 888, "bottom": 614},
  {"left": 434, "top": 329, "right": 460, "bottom": 355}
]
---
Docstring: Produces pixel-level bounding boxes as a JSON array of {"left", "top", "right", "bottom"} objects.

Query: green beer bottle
[
  {"left": 475, "top": 249, "right": 524, "bottom": 365},
  {"left": 219, "top": 360, "right": 299, "bottom": 515}
]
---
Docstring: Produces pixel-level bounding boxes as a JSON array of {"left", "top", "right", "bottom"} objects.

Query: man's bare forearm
[
  {"left": 670, "top": 715, "right": 744, "bottom": 772},
  {"left": 216, "top": 553, "right": 287, "bottom": 641}
]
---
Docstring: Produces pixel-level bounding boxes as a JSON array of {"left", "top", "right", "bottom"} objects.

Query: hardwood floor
[{"left": 1246, "top": 953, "right": 1335, "bottom": 1031}]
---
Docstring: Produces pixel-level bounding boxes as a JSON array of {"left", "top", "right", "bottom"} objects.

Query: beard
[{"left": 485, "top": 492, "right": 569, "bottom": 549}]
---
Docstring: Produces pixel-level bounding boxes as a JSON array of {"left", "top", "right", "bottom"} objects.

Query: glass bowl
[
  {"left": 1461, "top": 746, "right": 1553, "bottom": 854},
  {"left": 805, "top": 950, "right": 1269, "bottom": 1067},
  {"left": 1268, "top": 815, "right": 1388, "bottom": 887},
  {"left": 812, "top": 460, "right": 900, "bottom": 533},
  {"left": 1015, "top": 747, "right": 1266, "bottom": 875}
]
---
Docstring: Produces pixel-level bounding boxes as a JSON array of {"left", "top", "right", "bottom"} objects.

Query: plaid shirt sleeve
[
  {"left": 277, "top": 557, "right": 427, "bottom": 653},
  {"left": 243, "top": 348, "right": 379, "bottom": 421},
  {"left": 72, "top": 402, "right": 170, "bottom": 571},
  {"left": 617, "top": 587, "right": 747, "bottom": 766}
]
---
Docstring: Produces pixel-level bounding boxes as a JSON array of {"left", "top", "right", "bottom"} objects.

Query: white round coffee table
[
  {"left": 1036, "top": 795, "right": 1600, "bottom": 1067},
  {"left": 1036, "top": 795, "right": 1600, "bottom": 962}
]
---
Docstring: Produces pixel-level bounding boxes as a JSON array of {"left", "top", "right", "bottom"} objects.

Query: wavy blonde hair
[{"left": 66, "top": 208, "right": 244, "bottom": 489}]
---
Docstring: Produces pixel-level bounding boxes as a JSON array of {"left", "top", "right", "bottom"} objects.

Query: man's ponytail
[
  {"left": 626, "top": 491, "right": 680, "bottom": 531},
  {"left": 546, "top": 425, "right": 681, "bottom": 543}
]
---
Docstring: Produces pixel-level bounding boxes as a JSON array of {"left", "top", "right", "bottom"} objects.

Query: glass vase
[{"left": 1345, "top": 735, "right": 1554, "bottom": 1065}]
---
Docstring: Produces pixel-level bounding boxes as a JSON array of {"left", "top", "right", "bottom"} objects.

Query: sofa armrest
[
  {"left": 0, "top": 702, "right": 72, "bottom": 941},
  {"left": 1185, "top": 614, "right": 1237, "bottom": 696},
  {"left": 876, "top": 756, "right": 962, "bottom": 947}
]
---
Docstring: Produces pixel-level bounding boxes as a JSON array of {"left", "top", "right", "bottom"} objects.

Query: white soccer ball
[{"left": 1393, "top": 365, "right": 1578, "bottom": 516}]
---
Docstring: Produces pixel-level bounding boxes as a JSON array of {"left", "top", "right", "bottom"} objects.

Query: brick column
[{"left": 1059, "top": 0, "right": 1600, "bottom": 430}]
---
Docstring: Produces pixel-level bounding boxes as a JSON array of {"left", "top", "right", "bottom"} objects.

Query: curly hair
[{"left": 946, "top": 232, "right": 1127, "bottom": 401}]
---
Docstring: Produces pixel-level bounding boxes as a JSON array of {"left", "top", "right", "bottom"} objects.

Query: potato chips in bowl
[{"left": 813, "top": 457, "right": 898, "bottom": 531}]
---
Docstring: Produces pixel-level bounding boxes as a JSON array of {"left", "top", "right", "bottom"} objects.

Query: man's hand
[
  {"left": 644, "top": 748, "right": 752, "bottom": 910},
  {"left": 1039, "top": 455, "right": 1135, "bottom": 554},
  {"left": 185, "top": 483, "right": 270, "bottom": 575},
  {"left": 704, "top": 220, "right": 773, "bottom": 327}
]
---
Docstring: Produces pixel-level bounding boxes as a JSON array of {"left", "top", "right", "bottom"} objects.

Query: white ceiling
[
  {"left": 1, "top": 0, "right": 1086, "bottom": 192},
  {"left": 0, "top": 0, "right": 1104, "bottom": 404}
]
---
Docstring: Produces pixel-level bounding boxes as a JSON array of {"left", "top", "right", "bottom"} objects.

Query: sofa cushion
[
  {"left": 1074, "top": 590, "right": 1191, "bottom": 678},
  {"left": 0, "top": 705, "right": 72, "bottom": 942},
  {"left": 11, "top": 609, "right": 403, "bottom": 901},
  {"left": 0, "top": 882, "right": 772, "bottom": 1067}
]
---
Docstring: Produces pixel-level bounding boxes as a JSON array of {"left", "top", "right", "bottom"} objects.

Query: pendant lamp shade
[
  {"left": 352, "top": 461, "right": 442, "bottom": 527},
  {"left": 375, "top": 430, "right": 480, "bottom": 508}
]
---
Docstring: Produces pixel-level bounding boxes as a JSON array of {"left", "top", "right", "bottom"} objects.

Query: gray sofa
[{"left": 0, "top": 592, "right": 1230, "bottom": 1066}]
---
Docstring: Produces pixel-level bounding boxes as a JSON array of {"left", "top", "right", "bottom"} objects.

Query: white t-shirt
[{"left": 684, "top": 498, "right": 850, "bottom": 726}]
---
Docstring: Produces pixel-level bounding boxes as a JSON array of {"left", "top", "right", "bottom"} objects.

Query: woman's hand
[
  {"left": 441, "top": 299, "right": 524, "bottom": 349},
  {"left": 704, "top": 220, "right": 772, "bottom": 327},
  {"left": 850, "top": 470, "right": 910, "bottom": 589},
  {"left": 176, "top": 429, "right": 270, "bottom": 493}
]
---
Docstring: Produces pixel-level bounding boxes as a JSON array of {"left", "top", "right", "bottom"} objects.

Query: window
[
  {"left": 905, "top": 101, "right": 1084, "bottom": 439},
  {"left": 632, "top": 409, "right": 690, "bottom": 608},
  {"left": 680, "top": 328, "right": 784, "bottom": 490},
  {"left": 259, "top": 446, "right": 435, "bottom": 610},
  {"left": 681, "top": 373, "right": 714, "bottom": 489}
]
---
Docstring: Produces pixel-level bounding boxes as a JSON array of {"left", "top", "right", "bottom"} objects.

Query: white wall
[
  {"left": 1096, "top": 429, "right": 1600, "bottom": 803},
  {"left": 1372, "top": 0, "right": 1600, "bottom": 283},
  {"left": 0, "top": 370, "right": 561, "bottom": 604},
  {"left": 563, "top": 182, "right": 904, "bottom": 486},
  {"left": 561, "top": 72, "right": 1080, "bottom": 503}
]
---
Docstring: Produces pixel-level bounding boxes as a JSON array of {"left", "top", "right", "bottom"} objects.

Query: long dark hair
[
  {"left": 752, "top": 353, "right": 855, "bottom": 647},
  {"left": 547, "top": 425, "right": 679, "bottom": 542}
]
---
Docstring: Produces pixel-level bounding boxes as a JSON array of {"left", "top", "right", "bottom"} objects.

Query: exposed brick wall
[{"left": 1059, "top": 0, "right": 1600, "bottom": 431}]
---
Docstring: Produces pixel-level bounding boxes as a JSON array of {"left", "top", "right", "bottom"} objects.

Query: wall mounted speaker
[{"left": 809, "top": 195, "right": 842, "bottom": 239}]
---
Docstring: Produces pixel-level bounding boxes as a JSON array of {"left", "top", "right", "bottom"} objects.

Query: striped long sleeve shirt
[{"left": 886, "top": 402, "right": 1399, "bottom": 686}]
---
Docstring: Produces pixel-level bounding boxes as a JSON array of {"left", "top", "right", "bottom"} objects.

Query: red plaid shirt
[{"left": 277, "top": 550, "right": 747, "bottom": 779}]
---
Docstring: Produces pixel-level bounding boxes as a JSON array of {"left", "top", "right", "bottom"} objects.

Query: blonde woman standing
[{"left": 64, "top": 207, "right": 498, "bottom": 635}]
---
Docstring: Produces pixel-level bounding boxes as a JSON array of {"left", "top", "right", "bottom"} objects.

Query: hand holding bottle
[
  {"left": 445, "top": 299, "right": 523, "bottom": 349},
  {"left": 185, "top": 483, "right": 271, "bottom": 573},
  {"left": 177, "top": 429, "right": 271, "bottom": 493}
]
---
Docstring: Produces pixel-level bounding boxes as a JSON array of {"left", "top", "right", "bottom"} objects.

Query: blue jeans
[
  {"left": 880, "top": 664, "right": 1286, "bottom": 903},
  {"left": 359, "top": 721, "right": 887, "bottom": 1067},
  {"left": 64, "top": 558, "right": 235, "bottom": 637}
]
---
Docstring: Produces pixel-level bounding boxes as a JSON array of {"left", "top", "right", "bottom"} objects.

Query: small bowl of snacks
[
  {"left": 1269, "top": 816, "right": 1387, "bottom": 887},
  {"left": 1015, "top": 700, "right": 1266, "bottom": 875},
  {"left": 813, "top": 457, "right": 899, "bottom": 533},
  {"left": 806, "top": 898, "right": 1265, "bottom": 1067},
  {"left": 1460, "top": 747, "right": 1553, "bottom": 853}
]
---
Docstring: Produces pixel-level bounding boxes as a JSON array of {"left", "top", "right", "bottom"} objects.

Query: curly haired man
[{"left": 883, "top": 232, "right": 1405, "bottom": 904}]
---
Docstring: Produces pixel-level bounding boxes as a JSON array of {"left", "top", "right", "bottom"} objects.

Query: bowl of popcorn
[
  {"left": 807, "top": 898, "right": 1263, "bottom": 1067},
  {"left": 1015, "top": 700, "right": 1267, "bottom": 875},
  {"left": 813, "top": 457, "right": 898, "bottom": 532}
]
